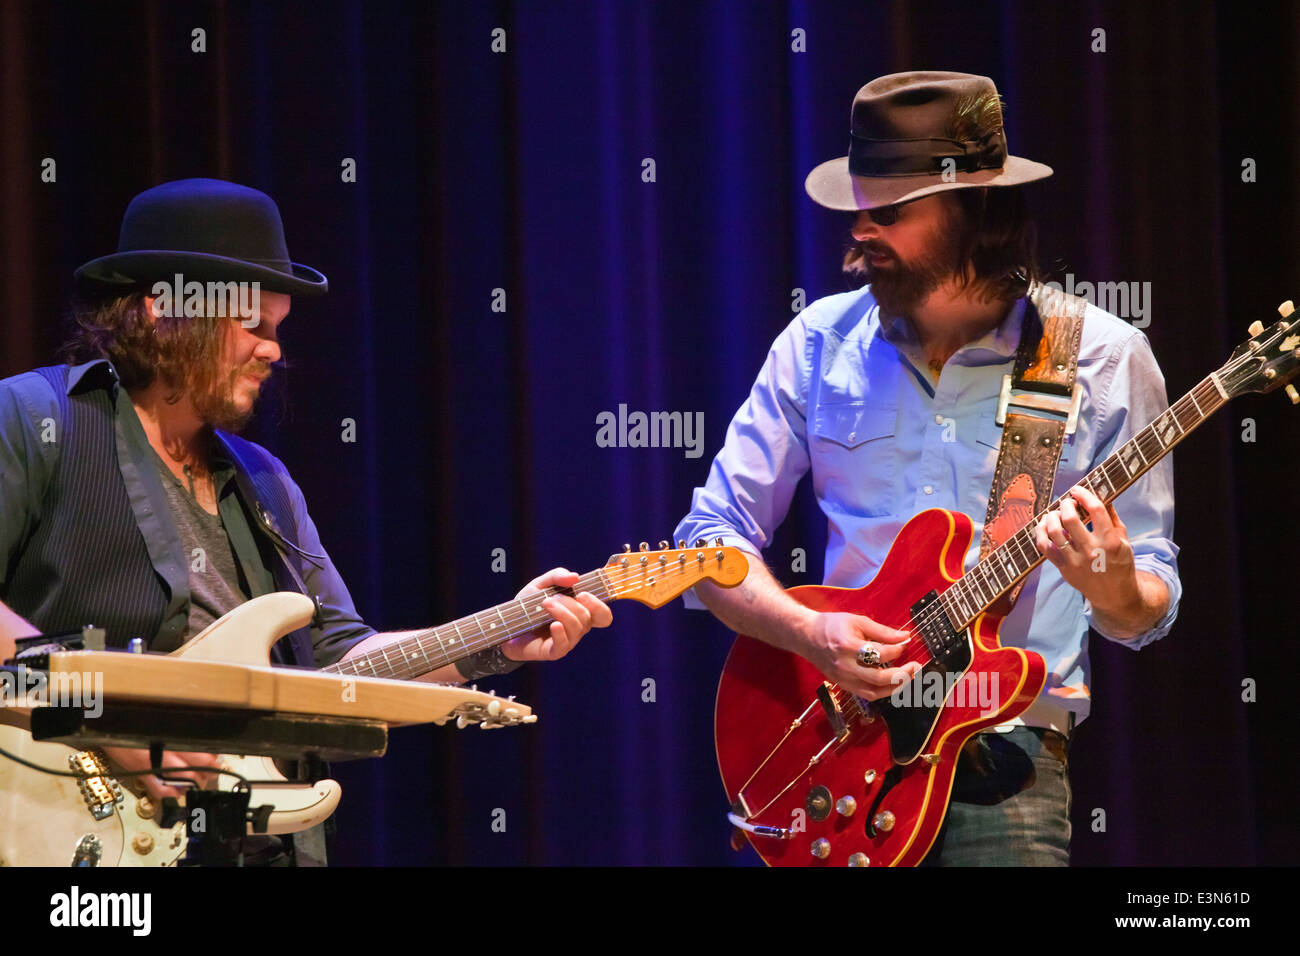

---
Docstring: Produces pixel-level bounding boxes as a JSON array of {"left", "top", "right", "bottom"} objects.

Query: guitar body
[
  {"left": 0, "top": 723, "right": 187, "bottom": 867},
  {"left": 0, "top": 592, "right": 340, "bottom": 867},
  {"left": 715, "top": 509, "right": 1046, "bottom": 867},
  {"left": 163, "top": 591, "right": 343, "bottom": 838}
]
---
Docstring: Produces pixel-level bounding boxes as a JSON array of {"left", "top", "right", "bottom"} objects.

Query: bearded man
[
  {"left": 0, "top": 178, "right": 611, "bottom": 864},
  {"left": 676, "top": 72, "right": 1180, "bottom": 865}
]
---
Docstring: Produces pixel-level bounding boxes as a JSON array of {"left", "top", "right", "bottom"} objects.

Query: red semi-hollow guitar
[{"left": 716, "top": 303, "right": 1300, "bottom": 867}]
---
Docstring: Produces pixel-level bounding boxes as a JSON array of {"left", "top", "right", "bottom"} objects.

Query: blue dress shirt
[{"left": 675, "top": 287, "right": 1181, "bottom": 723}]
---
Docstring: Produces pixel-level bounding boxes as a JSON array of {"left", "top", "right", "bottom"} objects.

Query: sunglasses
[{"left": 864, "top": 205, "right": 900, "bottom": 226}]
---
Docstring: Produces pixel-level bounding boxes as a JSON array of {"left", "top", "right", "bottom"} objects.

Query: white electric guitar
[{"left": 0, "top": 543, "right": 747, "bottom": 866}]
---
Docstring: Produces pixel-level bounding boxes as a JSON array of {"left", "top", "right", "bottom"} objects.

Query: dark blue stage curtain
[{"left": 1, "top": 0, "right": 1296, "bottom": 866}]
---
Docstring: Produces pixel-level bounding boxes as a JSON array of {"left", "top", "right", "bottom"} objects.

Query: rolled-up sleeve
[
  {"left": 1083, "top": 331, "right": 1182, "bottom": 649},
  {"left": 279, "top": 472, "right": 377, "bottom": 668},
  {"left": 674, "top": 314, "right": 813, "bottom": 608}
]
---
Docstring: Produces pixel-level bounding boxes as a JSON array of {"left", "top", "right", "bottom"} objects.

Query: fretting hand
[{"left": 502, "top": 567, "right": 613, "bottom": 662}]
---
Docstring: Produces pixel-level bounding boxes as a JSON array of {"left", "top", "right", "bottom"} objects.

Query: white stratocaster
[{"left": 0, "top": 542, "right": 747, "bottom": 866}]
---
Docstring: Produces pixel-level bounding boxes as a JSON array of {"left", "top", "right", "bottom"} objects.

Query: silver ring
[{"left": 856, "top": 643, "right": 883, "bottom": 668}]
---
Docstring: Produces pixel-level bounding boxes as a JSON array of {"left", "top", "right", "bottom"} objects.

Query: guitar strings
[{"left": 327, "top": 558, "right": 734, "bottom": 679}]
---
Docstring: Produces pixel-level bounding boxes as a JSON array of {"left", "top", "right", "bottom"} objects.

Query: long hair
[
  {"left": 949, "top": 185, "right": 1041, "bottom": 301},
  {"left": 58, "top": 292, "right": 230, "bottom": 405}
]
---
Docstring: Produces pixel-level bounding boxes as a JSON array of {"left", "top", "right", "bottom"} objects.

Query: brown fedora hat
[{"left": 805, "top": 71, "right": 1052, "bottom": 211}]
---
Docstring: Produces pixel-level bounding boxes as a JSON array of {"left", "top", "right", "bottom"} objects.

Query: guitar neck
[
  {"left": 316, "top": 543, "right": 749, "bottom": 682},
  {"left": 941, "top": 372, "right": 1228, "bottom": 630},
  {"left": 318, "top": 569, "right": 614, "bottom": 682}
]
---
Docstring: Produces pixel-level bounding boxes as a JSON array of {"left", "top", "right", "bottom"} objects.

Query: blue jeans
[{"left": 919, "top": 726, "right": 1072, "bottom": 866}]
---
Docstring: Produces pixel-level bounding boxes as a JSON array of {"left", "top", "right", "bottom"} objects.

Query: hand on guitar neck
[
  {"left": 1032, "top": 485, "right": 1170, "bottom": 640},
  {"left": 694, "top": 552, "right": 920, "bottom": 700},
  {"left": 500, "top": 567, "right": 614, "bottom": 662},
  {"left": 337, "top": 566, "right": 615, "bottom": 683}
]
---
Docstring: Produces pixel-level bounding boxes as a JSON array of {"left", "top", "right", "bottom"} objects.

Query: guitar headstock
[
  {"left": 603, "top": 539, "right": 749, "bottom": 608},
  {"left": 1220, "top": 300, "right": 1300, "bottom": 402}
]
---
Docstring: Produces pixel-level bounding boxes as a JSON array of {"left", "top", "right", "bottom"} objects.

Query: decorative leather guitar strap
[{"left": 979, "top": 284, "right": 1087, "bottom": 615}]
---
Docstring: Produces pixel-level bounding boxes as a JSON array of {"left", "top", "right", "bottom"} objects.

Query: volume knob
[
  {"left": 872, "top": 810, "right": 896, "bottom": 833},
  {"left": 810, "top": 838, "right": 831, "bottom": 860},
  {"left": 835, "top": 795, "right": 858, "bottom": 817}
]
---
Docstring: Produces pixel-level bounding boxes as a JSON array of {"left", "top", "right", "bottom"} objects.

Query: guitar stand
[{"left": 158, "top": 790, "right": 266, "bottom": 867}]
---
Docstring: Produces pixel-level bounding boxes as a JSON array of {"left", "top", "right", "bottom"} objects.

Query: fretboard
[
  {"left": 319, "top": 569, "right": 613, "bottom": 681},
  {"left": 936, "top": 373, "right": 1227, "bottom": 632}
]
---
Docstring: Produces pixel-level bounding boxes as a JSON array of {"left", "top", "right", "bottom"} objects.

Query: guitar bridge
[
  {"left": 816, "top": 683, "right": 850, "bottom": 741},
  {"left": 68, "top": 750, "right": 123, "bottom": 821}
]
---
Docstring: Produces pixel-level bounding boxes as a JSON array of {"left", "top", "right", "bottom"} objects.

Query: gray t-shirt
[
  {"left": 149, "top": 450, "right": 248, "bottom": 636},
  {"left": 150, "top": 447, "right": 311, "bottom": 864}
]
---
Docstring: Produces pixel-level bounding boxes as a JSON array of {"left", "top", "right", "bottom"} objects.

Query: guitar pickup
[{"left": 816, "top": 683, "right": 849, "bottom": 740}]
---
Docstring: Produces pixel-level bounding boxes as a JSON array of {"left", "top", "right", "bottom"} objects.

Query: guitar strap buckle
[{"left": 995, "top": 374, "right": 1084, "bottom": 436}]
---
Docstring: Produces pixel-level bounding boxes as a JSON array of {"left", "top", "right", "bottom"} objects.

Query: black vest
[{"left": 3, "top": 364, "right": 316, "bottom": 667}]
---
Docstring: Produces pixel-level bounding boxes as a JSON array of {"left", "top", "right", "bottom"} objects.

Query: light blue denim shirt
[{"left": 675, "top": 287, "right": 1181, "bottom": 722}]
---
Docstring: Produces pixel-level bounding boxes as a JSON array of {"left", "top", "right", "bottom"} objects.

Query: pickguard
[{"left": 876, "top": 630, "right": 973, "bottom": 764}]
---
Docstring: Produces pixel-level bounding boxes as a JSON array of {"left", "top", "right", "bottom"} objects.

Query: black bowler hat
[
  {"left": 75, "top": 178, "right": 328, "bottom": 296},
  {"left": 805, "top": 71, "right": 1053, "bottom": 211}
]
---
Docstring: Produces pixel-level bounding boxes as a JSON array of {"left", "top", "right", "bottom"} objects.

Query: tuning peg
[
  {"left": 658, "top": 540, "right": 669, "bottom": 549},
  {"left": 1248, "top": 320, "right": 1265, "bottom": 336},
  {"left": 639, "top": 542, "right": 649, "bottom": 551},
  {"left": 677, "top": 539, "right": 685, "bottom": 548},
  {"left": 623, "top": 543, "right": 631, "bottom": 553},
  {"left": 695, "top": 538, "right": 706, "bottom": 547},
  {"left": 1279, "top": 300, "right": 1295, "bottom": 318},
  {"left": 715, "top": 537, "right": 724, "bottom": 546},
  {"left": 1286, "top": 384, "right": 1299, "bottom": 405}
]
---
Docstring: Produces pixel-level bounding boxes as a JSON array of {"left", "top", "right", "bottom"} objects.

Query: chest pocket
[{"left": 810, "top": 403, "right": 898, "bottom": 518}]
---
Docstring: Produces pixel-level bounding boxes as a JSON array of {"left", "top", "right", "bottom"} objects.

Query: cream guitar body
[
  {"left": 0, "top": 724, "right": 188, "bottom": 867},
  {"left": 0, "top": 544, "right": 749, "bottom": 866},
  {"left": 163, "top": 592, "right": 344, "bottom": 837},
  {"left": 0, "top": 593, "right": 337, "bottom": 867}
]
